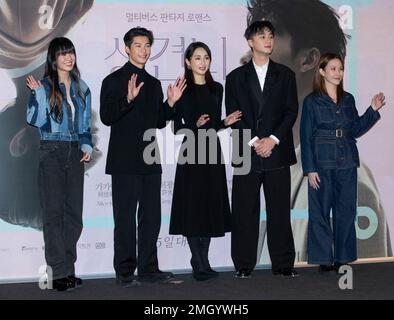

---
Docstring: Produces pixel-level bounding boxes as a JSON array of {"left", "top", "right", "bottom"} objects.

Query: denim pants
[
  {"left": 307, "top": 167, "right": 358, "bottom": 265},
  {"left": 38, "top": 140, "right": 84, "bottom": 279}
]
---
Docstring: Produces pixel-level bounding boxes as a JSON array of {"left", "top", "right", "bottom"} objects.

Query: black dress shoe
[
  {"left": 205, "top": 268, "right": 219, "bottom": 278},
  {"left": 155, "top": 270, "right": 175, "bottom": 279},
  {"left": 234, "top": 269, "right": 252, "bottom": 279},
  {"left": 193, "top": 272, "right": 211, "bottom": 281},
  {"left": 273, "top": 268, "right": 299, "bottom": 278},
  {"left": 116, "top": 273, "right": 141, "bottom": 287},
  {"left": 67, "top": 275, "right": 83, "bottom": 287},
  {"left": 52, "top": 277, "right": 75, "bottom": 292},
  {"left": 318, "top": 265, "right": 334, "bottom": 273},
  {"left": 138, "top": 270, "right": 175, "bottom": 283}
]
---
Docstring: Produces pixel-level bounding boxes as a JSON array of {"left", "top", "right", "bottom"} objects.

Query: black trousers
[
  {"left": 231, "top": 167, "right": 295, "bottom": 272},
  {"left": 111, "top": 174, "right": 161, "bottom": 276},
  {"left": 39, "top": 141, "right": 84, "bottom": 280}
]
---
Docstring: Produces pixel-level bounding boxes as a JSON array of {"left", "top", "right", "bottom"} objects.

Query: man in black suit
[
  {"left": 100, "top": 27, "right": 185, "bottom": 285},
  {"left": 226, "top": 20, "right": 298, "bottom": 278}
]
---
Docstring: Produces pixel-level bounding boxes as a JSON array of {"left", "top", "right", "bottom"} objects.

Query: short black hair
[
  {"left": 123, "top": 27, "right": 154, "bottom": 47},
  {"left": 244, "top": 20, "right": 275, "bottom": 40},
  {"left": 246, "top": 0, "right": 349, "bottom": 59}
]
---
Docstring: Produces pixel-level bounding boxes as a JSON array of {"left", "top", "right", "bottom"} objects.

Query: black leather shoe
[
  {"left": 116, "top": 273, "right": 141, "bottom": 287},
  {"left": 193, "top": 272, "right": 211, "bottom": 281},
  {"left": 205, "top": 268, "right": 219, "bottom": 278},
  {"left": 67, "top": 275, "right": 83, "bottom": 287},
  {"left": 234, "top": 269, "right": 252, "bottom": 279},
  {"left": 138, "top": 270, "right": 175, "bottom": 283},
  {"left": 318, "top": 265, "right": 334, "bottom": 273},
  {"left": 273, "top": 268, "right": 299, "bottom": 278},
  {"left": 52, "top": 277, "right": 75, "bottom": 292}
]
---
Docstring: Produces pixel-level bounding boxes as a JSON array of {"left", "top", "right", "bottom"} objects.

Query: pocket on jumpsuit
[{"left": 314, "top": 140, "right": 336, "bottom": 162}]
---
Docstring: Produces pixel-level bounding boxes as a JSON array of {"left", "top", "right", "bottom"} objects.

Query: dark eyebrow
[{"left": 133, "top": 42, "right": 150, "bottom": 45}]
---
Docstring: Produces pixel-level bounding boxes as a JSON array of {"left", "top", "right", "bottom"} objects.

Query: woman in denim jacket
[
  {"left": 300, "top": 53, "right": 386, "bottom": 273},
  {"left": 26, "top": 37, "right": 92, "bottom": 291}
]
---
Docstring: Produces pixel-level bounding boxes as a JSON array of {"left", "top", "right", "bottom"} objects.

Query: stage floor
[{"left": 0, "top": 261, "right": 393, "bottom": 300}]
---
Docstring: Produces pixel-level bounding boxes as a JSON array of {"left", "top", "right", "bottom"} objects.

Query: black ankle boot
[{"left": 199, "top": 237, "right": 218, "bottom": 277}]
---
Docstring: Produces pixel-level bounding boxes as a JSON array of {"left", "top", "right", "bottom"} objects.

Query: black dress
[{"left": 169, "top": 82, "right": 231, "bottom": 237}]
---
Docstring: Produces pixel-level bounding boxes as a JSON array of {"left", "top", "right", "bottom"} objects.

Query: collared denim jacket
[
  {"left": 300, "top": 92, "right": 380, "bottom": 173},
  {"left": 26, "top": 77, "right": 93, "bottom": 154}
]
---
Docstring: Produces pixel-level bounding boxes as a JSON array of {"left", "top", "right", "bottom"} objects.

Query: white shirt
[
  {"left": 253, "top": 59, "right": 269, "bottom": 91},
  {"left": 252, "top": 59, "right": 280, "bottom": 145}
]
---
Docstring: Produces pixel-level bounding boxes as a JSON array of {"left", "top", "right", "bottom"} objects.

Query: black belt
[{"left": 314, "top": 129, "right": 348, "bottom": 138}]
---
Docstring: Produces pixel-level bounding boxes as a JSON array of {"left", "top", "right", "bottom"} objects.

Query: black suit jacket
[
  {"left": 225, "top": 59, "right": 298, "bottom": 171},
  {"left": 100, "top": 61, "right": 171, "bottom": 175}
]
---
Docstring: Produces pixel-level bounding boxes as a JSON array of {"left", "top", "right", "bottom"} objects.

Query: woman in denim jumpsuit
[
  {"left": 26, "top": 38, "right": 92, "bottom": 291},
  {"left": 300, "top": 53, "right": 386, "bottom": 273}
]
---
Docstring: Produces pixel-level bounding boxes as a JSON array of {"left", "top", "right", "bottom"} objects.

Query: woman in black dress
[{"left": 169, "top": 42, "right": 242, "bottom": 281}]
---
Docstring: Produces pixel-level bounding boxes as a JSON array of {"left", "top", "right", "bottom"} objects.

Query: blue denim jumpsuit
[{"left": 300, "top": 92, "right": 380, "bottom": 265}]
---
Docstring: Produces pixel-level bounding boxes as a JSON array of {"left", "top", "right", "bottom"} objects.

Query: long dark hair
[
  {"left": 184, "top": 42, "right": 216, "bottom": 94},
  {"left": 44, "top": 37, "right": 84, "bottom": 122},
  {"left": 313, "top": 53, "right": 344, "bottom": 102}
]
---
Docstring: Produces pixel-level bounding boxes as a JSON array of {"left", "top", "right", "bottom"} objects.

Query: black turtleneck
[{"left": 100, "top": 61, "right": 172, "bottom": 175}]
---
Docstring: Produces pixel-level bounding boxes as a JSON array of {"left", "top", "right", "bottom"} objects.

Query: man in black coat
[
  {"left": 226, "top": 21, "right": 298, "bottom": 278},
  {"left": 100, "top": 27, "right": 185, "bottom": 285}
]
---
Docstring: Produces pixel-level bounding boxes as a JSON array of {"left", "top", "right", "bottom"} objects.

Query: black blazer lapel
[
  {"left": 245, "top": 61, "right": 264, "bottom": 121},
  {"left": 259, "top": 60, "right": 279, "bottom": 118}
]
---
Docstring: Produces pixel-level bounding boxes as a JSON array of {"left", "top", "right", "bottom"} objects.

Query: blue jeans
[
  {"left": 307, "top": 167, "right": 357, "bottom": 265},
  {"left": 38, "top": 140, "right": 84, "bottom": 279}
]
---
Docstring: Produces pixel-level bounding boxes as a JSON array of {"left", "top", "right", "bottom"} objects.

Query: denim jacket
[
  {"left": 300, "top": 92, "right": 380, "bottom": 173},
  {"left": 27, "top": 77, "right": 93, "bottom": 154}
]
